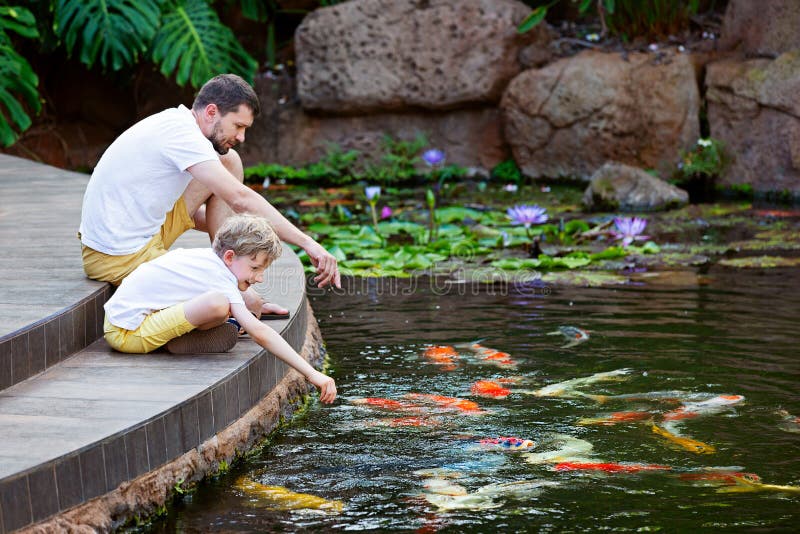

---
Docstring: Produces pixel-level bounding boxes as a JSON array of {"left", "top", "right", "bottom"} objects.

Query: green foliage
[
  {"left": 0, "top": 5, "right": 40, "bottom": 147},
  {"left": 364, "top": 133, "right": 427, "bottom": 184},
  {"left": 54, "top": 0, "right": 161, "bottom": 71},
  {"left": 675, "top": 137, "right": 727, "bottom": 181},
  {"left": 518, "top": 0, "right": 700, "bottom": 40},
  {"left": 152, "top": 0, "right": 258, "bottom": 87},
  {"left": 491, "top": 159, "right": 523, "bottom": 184}
]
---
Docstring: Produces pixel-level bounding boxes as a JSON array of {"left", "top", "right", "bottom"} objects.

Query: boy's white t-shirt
[
  {"left": 79, "top": 105, "right": 219, "bottom": 255},
  {"left": 105, "top": 247, "right": 245, "bottom": 331}
]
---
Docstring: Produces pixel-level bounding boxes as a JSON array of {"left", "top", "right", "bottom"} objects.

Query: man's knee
[{"left": 220, "top": 149, "right": 244, "bottom": 182}]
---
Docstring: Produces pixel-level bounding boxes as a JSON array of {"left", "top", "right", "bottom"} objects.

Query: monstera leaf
[
  {"left": 152, "top": 0, "right": 257, "bottom": 88},
  {"left": 54, "top": 0, "right": 161, "bottom": 71},
  {"left": 0, "top": 6, "right": 40, "bottom": 147}
]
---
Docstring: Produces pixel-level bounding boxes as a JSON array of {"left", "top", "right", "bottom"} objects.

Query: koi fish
[
  {"left": 662, "top": 394, "right": 745, "bottom": 422},
  {"left": 546, "top": 325, "right": 590, "bottom": 348},
  {"left": 679, "top": 470, "right": 761, "bottom": 486},
  {"left": 423, "top": 479, "right": 558, "bottom": 511},
  {"left": 776, "top": 409, "right": 800, "bottom": 433},
  {"left": 234, "top": 477, "right": 344, "bottom": 512},
  {"left": 351, "top": 397, "right": 423, "bottom": 413},
  {"left": 523, "top": 434, "right": 594, "bottom": 465},
  {"left": 716, "top": 475, "right": 800, "bottom": 494},
  {"left": 460, "top": 340, "right": 518, "bottom": 368},
  {"left": 584, "top": 390, "right": 702, "bottom": 405},
  {"left": 531, "top": 368, "right": 633, "bottom": 398},
  {"left": 577, "top": 410, "right": 653, "bottom": 426},
  {"left": 422, "top": 345, "right": 459, "bottom": 371},
  {"left": 554, "top": 461, "right": 671, "bottom": 474},
  {"left": 404, "top": 393, "right": 486, "bottom": 414},
  {"left": 470, "top": 380, "right": 512, "bottom": 399},
  {"left": 478, "top": 436, "right": 535, "bottom": 451},
  {"left": 651, "top": 423, "right": 716, "bottom": 454},
  {"left": 370, "top": 416, "right": 442, "bottom": 428}
]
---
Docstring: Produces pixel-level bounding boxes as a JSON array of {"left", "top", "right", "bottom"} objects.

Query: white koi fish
[
  {"left": 531, "top": 369, "right": 634, "bottom": 398},
  {"left": 423, "top": 479, "right": 559, "bottom": 511},
  {"left": 776, "top": 409, "right": 800, "bottom": 433},
  {"left": 662, "top": 394, "right": 745, "bottom": 422},
  {"left": 523, "top": 434, "right": 594, "bottom": 465}
]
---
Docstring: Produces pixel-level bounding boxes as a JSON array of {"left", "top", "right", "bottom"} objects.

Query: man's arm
[
  {"left": 232, "top": 304, "right": 337, "bottom": 404},
  {"left": 188, "top": 159, "right": 340, "bottom": 288}
]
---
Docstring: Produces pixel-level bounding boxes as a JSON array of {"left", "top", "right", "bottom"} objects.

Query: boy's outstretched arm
[{"left": 232, "top": 304, "right": 337, "bottom": 403}]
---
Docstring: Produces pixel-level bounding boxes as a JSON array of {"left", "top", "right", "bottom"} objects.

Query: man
[{"left": 79, "top": 74, "right": 339, "bottom": 316}]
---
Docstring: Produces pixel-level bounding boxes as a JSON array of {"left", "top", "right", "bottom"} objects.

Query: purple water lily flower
[
  {"left": 380, "top": 206, "right": 393, "bottom": 219},
  {"left": 422, "top": 149, "right": 445, "bottom": 167},
  {"left": 507, "top": 204, "right": 548, "bottom": 228},
  {"left": 612, "top": 217, "right": 649, "bottom": 247},
  {"left": 365, "top": 186, "right": 381, "bottom": 201}
]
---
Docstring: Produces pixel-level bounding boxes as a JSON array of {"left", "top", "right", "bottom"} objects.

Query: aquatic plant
[
  {"left": 507, "top": 205, "right": 548, "bottom": 229},
  {"left": 381, "top": 206, "right": 393, "bottom": 219},
  {"left": 612, "top": 217, "right": 649, "bottom": 247},
  {"left": 426, "top": 188, "right": 437, "bottom": 243},
  {"left": 365, "top": 186, "right": 381, "bottom": 234},
  {"left": 423, "top": 149, "right": 445, "bottom": 167}
]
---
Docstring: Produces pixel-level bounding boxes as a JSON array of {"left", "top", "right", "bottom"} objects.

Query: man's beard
[{"left": 208, "top": 122, "right": 232, "bottom": 155}]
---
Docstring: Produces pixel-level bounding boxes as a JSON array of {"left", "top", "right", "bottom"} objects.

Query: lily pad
[
  {"left": 718, "top": 256, "right": 800, "bottom": 268},
  {"left": 542, "top": 271, "right": 630, "bottom": 287}
]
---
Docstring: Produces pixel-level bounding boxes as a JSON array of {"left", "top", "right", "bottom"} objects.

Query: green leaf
[
  {"left": 517, "top": 6, "right": 547, "bottom": 34},
  {"left": 0, "top": 42, "right": 40, "bottom": 147},
  {"left": 327, "top": 244, "right": 347, "bottom": 262},
  {"left": 590, "top": 246, "right": 627, "bottom": 260},
  {"left": 151, "top": 0, "right": 258, "bottom": 88},
  {"left": 0, "top": 6, "right": 39, "bottom": 39},
  {"left": 54, "top": 0, "right": 161, "bottom": 71}
]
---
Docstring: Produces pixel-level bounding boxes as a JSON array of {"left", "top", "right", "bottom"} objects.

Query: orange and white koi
[
  {"left": 370, "top": 416, "right": 442, "bottom": 428},
  {"left": 662, "top": 394, "right": 745, "bottom": 422},
  {"left": 234, "top": 477, "right": 344, "bottom": 512},
  {"left": 577, "top": 410, "right": 653, "bottom": 426},
  {"left": 554, "top": 461, "right": 671, "bottom": 474},
  {"left": 531, "top": 368, "right": 633, "bottom": 398},
  {"left": 404, "top": 393, "right": 486, "bottom": 415},
  {"left": 523, "top": 434, "right": 594, "bottom": 465},
  {"left": 584, "top": 390, "right": 702, "bottom": 405},
  {"left": 464, "top": 341, "right": 519, "bottom": 368},
  {"left": 651, "top": 423, "right": 716, "bottom": 454},
  {"left": 422, "top": 345, "right": 460, "bottom": 371},
  {"left": 351, "top": 397, "right": 424, "bottom": 413},
  {"left": 546, "top": 326, "right": 590, "bottom": 348},
  {"left": 470, "top": 380, "right": 512, "bottom": 399},
  {"left": 478, "top": 436, "right": 535, "bottom": 451}
]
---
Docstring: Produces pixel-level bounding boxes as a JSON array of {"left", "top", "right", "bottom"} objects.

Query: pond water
[{"left": 147, "top": 268, "right": 800, "bottom": 533}]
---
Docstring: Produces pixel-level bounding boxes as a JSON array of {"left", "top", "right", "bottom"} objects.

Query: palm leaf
[
  {"left": 0, "top": 6, "right": 40, "bottom": 147},
  {"left": 54, "top": 0, "right": 161, "bottom": 71},
  {"left": 152, "top": 0, "right": 257, "bottom": 88}
]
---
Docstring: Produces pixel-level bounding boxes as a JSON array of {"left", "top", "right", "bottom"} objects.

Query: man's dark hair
[{"left": 192, "top": 74, "right": 260, "bottom": 117}]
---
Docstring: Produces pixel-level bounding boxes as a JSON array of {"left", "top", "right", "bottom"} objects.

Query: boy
[{"left": 103, "top": 214, "right": 336, "bottom": 403}]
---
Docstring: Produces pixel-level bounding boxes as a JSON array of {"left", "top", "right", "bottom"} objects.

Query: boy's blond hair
[{"left": 212, "top": 214, "right": 282, "bottom": 261}]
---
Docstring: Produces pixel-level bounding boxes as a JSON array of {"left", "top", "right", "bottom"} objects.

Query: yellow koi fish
[
  {"left": 234, "top": 476, "right": 344, "bottom": 513},
  {"left": 650, "top": 423, "right": 715, "bottom": 454},
  {"left": 716, "top": 475, "right": 800, "bottom": 494}
]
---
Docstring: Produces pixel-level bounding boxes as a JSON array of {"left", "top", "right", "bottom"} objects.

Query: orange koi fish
[
  {"left": 679, "top": 471, "right": 761, "bottom": 485},
  {"left": 404, "top": 393, "right": 485, "bottom": 414},
  {"left": 577, "top": 411, "right": 652, "bottom": 426},
  {"left": 464, "top": 341, "right": 518, "bottom": 368},
  {"left": 381, "top": 416, "right": 442, "bottom": 428},
  {"left": 471, "top": 380, "right": 512, "bottom": 399},
  {"left": 351, "top": 397, "right": 424, "bottom": 413},
  {"left": 662, "top": 394, "right": 745, "bottom": 421},
  {"left": 478, "top": 436, "right": 535, "bottom": 451},
  {"left": 554, "top": 461, "right": 671, "bottom": 474},
  {"left": 651, "top": 423, "right": 716, "bottom": 454},
  {"left": 422, "top": 345, "right": 459, "bottom": 371}
]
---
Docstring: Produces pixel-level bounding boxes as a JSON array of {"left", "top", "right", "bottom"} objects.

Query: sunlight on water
[{"left": 147, "top": 269, "right": 800, "bottom": 532}]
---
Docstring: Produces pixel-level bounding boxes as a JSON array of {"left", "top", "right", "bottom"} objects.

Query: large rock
[
  {"left": 582, "top": 162, "right": 688, "bottom": 212},
  {"left": 706, "top": 52, "right": 800, "bottom": 194},
  {"left": 238, "top": 73, "right": 508, "bottom": 170},
  {"left": 719, "top": 0, "right": 800, "bottom": 57},
  {"left": 295, "top": 0, "right": 547, "bottom": 113},
  {"left": 501, "top": 50, "right": 700, "bottom": 181}
]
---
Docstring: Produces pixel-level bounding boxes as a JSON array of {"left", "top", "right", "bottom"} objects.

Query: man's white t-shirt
[
  {"left": 105, "top": 248, "right": 245, "bottom": 331},
  {"left": 80, "top": 105, "right": 219, "bottom": 255}
]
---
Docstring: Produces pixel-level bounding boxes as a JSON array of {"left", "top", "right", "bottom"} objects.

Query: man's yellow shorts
[
  {"left": 81, "top": 197, "right": 195, "bottom": 286},
  {"left": 104, "top": 303, "right": 195, "bottom": 354}
]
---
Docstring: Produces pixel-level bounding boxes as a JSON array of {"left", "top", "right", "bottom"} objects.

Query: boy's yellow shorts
[
  {"left": 104, "top": 302, "right": 195, "bottom": 354},
  {"left": 81, "top": 197, "right": 195, "bottom": 286}
]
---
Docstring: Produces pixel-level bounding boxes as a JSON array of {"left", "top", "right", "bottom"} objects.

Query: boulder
[
  {"left": 237, "top": 73, "right": 508, "bottom": 170},
  {"left": 294, "top": 0, "right": 548, "bottom": 113},
  {"left": 582, "top": 162, "right": 689, "bottom": 212},
  {"left": 706, "top": 53, "right": 800, "bottom": 194},
  {"left": 501, "top": 50, "right": 700, "bottom": 181},
  {"left": 719, "top": 0, "right": 800, "bottom": 58}
]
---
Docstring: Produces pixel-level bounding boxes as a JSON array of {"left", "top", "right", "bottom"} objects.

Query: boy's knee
[
  {"left": 207, "top": 292, "right": 231, "bottom": 319},
  {"left": 219, "top": 149, "right": 243, "bottom": 182}
]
